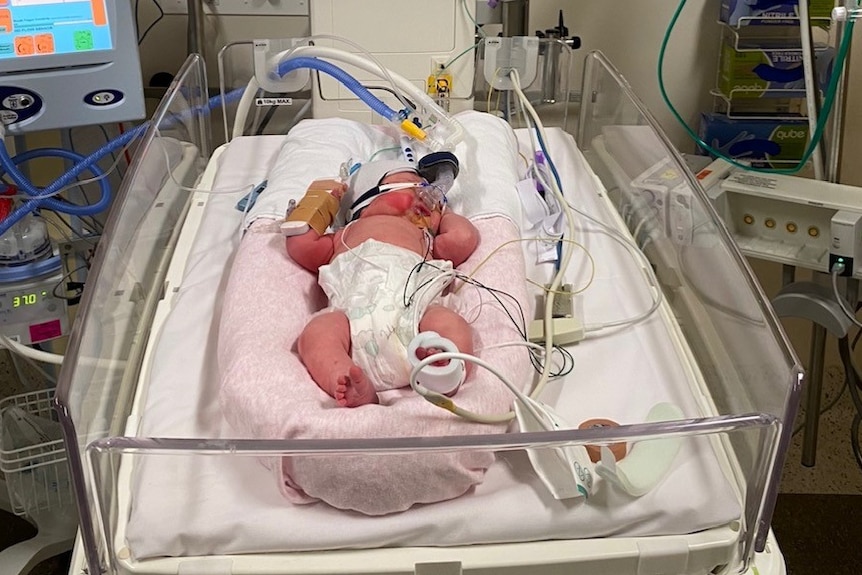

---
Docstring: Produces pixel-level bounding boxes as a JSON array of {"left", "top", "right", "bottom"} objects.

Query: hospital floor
[{"left": 2, "top": 293, "right": 862, "bottom": 574}]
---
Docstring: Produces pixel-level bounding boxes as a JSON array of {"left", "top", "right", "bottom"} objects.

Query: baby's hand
[{"left": 331, "top": 182, "right": 347, "bottom": 201}]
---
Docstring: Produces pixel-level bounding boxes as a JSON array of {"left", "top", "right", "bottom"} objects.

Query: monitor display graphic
[{"left": 0, "top": 0, "right": 112, "bottom": 60}]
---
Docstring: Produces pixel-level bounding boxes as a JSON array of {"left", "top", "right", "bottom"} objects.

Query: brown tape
[
  {"left": 578, "top": 418, "right": 627, "bottom": 463},
  {"left": 286, "top": 181, "right": 341, "bottom": 235}
]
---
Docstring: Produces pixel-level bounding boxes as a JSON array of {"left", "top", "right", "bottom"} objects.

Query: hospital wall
[
  {"left": 528, "top": 1, "right": 721, "bottom": 154},
  {"left": 839, "top": 33, "right": 862, "bottom": 187},
  {"left": 132, "top": 1, "right": 720, "bottom": 153}
]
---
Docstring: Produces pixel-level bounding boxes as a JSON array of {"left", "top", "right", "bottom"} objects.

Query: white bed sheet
[{"left": 124, "top": 125, "right": 741, "bottom": 560}]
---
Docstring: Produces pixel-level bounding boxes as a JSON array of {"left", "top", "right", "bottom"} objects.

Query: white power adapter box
[{"left": 830, "top": 210, "right": 862, "bottom": 276}]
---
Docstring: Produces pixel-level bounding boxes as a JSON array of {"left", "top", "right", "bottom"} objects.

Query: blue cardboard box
[{"left": 698, "top": 114, "right": 809, "bottom": 168}]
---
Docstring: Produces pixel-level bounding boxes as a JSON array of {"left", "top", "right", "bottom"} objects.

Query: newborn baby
[{"left": 286, "top": 159, "right": 479, "bottom": 407}]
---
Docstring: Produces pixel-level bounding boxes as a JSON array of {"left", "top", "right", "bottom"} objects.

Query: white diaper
[{"left": 318, "top": 239, "right": 454, "bottom": 391}]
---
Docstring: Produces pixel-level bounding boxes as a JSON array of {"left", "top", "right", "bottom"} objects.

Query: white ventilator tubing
[
  {"left": 232, "top": 76, "right": 261, "bottom": 140},
  {"left": 798, "top": 0, "right": 824, "bottom": 180},
  {"left": 269, "top": 45, "right": 465, "bottom": 150}
]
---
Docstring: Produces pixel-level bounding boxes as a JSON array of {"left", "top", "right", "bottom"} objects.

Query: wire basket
[{"left": 0, "top": 388, "right": 73, "bottom": 517}]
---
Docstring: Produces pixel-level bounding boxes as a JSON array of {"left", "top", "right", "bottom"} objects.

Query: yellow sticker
[{"left": 427, "top": 73, "right": 453, "bottom": 97}]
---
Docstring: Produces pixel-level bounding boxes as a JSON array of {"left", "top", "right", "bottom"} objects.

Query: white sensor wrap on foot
[{"left": 407, "top": 331, "right": 466, "bottom": 396}]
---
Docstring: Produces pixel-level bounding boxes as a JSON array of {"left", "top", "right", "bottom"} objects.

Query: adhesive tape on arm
[{"left": 407, "top": 331, "right": 466, "bottom": 396}]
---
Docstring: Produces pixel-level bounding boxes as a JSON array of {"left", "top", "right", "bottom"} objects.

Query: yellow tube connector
[{"left": 400, "top": 119, "right": 427, "bottom": 141}]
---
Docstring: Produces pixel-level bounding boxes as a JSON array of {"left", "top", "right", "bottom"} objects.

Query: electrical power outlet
[{"left": 431, "top": 56, "right": 449, "bottom": 74}]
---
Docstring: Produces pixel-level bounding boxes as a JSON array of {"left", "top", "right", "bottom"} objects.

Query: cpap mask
[
  {"left": 347, "top": 152, "right": 460, "bottom": 223},
  {"left": 348, "top": 180, "right": 432, "bottom": 222}
]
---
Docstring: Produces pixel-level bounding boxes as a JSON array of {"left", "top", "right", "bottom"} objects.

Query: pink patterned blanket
[{"left": 219, "top": 216, "right": 532, "bottom": 515}]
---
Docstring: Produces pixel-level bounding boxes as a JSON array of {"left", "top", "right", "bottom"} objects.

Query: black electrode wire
[
  {"left": 52, "top": 264, "right": 89, "bottom": 301},
  {"left": 837, "top": 336, "right": 862, "bottom": 471},
  {"left": 48, "top": 213, "right": 98, "bottom": 242},
  {"left": 403, "top": 260, "right": 574, "bottom": 379},
  {"left": 363, "top": 86, "right": 417, "bottom": 113},
  {"left": 404, "top": 260, "right": 528, "bottom": 338},
  {"left": 254, "top": 90, "right": 281, "bottom": 136}
]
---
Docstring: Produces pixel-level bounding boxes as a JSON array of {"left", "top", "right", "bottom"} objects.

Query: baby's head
[
  {"left": 361, "top": 171, "right": 443, "bottom": 231},
  {"left": 345, "top": 161, "right": 444, "bottom": 230}
]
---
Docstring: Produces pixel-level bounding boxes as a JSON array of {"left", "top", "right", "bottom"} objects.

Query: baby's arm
[
  {"left": 286, "top": 230, "right": 336, "bottom": 272},
  {"left": 433, "top": 212, "right": 479, "bottom": 267},
  {"left": 284, "top": 180, "right": 346, "bottom": 272}
]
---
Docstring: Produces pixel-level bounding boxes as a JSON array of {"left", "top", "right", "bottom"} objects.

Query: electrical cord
[
  {"left": 97, "top": 124, "right": 126, "bottom": 180},
  {"left": 509, "top": 69, "right": 577, "bottom": 403},
  {"left": 461, "top": 0, "right": 486, "bottom": 38},
  {"left": 837, "top": 336, "right": 862, "bottom": 471},
  {"left": 787, "top": 270, "right": 862, "bottom": 437},
  {"left": 831, "top": 268, "right": 862, "bottom": 330},
  {"left": 0, "top": 334, "right": 65, "bottom": 365},
  {"left": 137, "top": 0, "right": 165, "bottom": 45},
  {"left": 409, "top": 351, "right": 545, "bottom": 424},
  {"left": 52, "top": 264, "right": 88, "bottom": 302}
]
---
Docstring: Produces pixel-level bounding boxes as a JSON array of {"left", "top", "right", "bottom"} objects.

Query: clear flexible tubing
[
  {"left": 0, "top": 90, "right": 244, "bottom": 237},
  {"left": 0, "top": 125, "right": 144, "bottom": 237},
  {"left": 1, "top": 41, "right": 457, "bottom": 236},
  {"left": 232, "top": 56, "right": 402, "bottom": 139},
  {"left": 272, "top": 34, "right": 413, "bottom": 112},
  {"left": 658, "top": 0, "right": 857, "bottom": 174},
  {"left": 276, "top": 45, "right": 465, "bottom": 148},
  {"left": 7, "top": 147, "right": 111, "bottom": 215},
  {"left": 276, "top": 57, "right": 398, "bottom": 121}
]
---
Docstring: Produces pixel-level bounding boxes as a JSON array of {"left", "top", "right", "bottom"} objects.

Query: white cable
[
  {"left": 477, "top": 340, "right": 566, "bottom": 373},
  {"left": 562, "top": 197, "right": 664, "bottom": 333},
  {"left": 0, "top": 334, "right": 65, "bottom": 365},
  {"left": 832, "top": 270, "right": 862, "bottom": 329},
  {"left": 409, "top": 351, "right": 551, "bottom": 427},
  {"left": 798, "top": 0, "right": 825, "bottom": 180},
  {"left": 0, "top": 333, "right": 128, "bottom": 371},
  {"left": 1, "top": 131, "right": 138, "bottom": 205},
  {"left": 232, "top": 76, "right": 260, "bottom": 140},
  {"left": 529, "top": 160, "right": 662, "bottom": 332},
  {"left": 154, "top": 130, "right": 259, "bottom": 197},
  {"left": 509, "top": 69, "right": 578, "bottom": 401}
]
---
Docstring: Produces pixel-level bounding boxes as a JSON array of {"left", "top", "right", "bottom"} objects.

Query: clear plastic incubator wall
[{"left": 55, "top": 48, "right": 802, "bottom": 575}]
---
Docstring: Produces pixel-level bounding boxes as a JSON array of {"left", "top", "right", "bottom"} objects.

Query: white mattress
[{"left": 123, "top": 125, "right": 741, "bottom": 560}]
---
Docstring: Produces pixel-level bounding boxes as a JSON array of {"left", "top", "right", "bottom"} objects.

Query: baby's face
[{"left": 360, "top": 171, "right": 442, "bottom": 230}]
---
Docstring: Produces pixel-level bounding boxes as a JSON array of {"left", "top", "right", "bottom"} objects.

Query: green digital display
[{"left": 12, "top": 293, "right": 39, "bottom": 307}]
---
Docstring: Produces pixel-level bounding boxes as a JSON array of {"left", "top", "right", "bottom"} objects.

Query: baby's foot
[
  {"left": 334, "top": 365, "right": 378, "bottom": 407},
  {"left": 415, "top": 346, "right": 450, "bottom": 367}
]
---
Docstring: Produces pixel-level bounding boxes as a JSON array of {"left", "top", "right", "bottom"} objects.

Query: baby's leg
[
  {"left": 297, "top": 311, "right": 378, "bottom": 407},
  {"left": 417, "top": 305, "right": 475, "bottom": 375}
]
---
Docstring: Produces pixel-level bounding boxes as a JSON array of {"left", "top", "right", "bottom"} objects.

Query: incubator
[{"left": 38, "top": 32, "right": 801, "bottom": 575}]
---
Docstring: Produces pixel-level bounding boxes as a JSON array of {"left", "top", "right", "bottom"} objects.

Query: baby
[{"left": 286, "top": 158, "right": 479, "bottom": 407}]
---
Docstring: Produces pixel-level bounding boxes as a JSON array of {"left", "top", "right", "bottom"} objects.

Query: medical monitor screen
[{"left": 0, "top": 0, "right": 112, "bottom": 60}]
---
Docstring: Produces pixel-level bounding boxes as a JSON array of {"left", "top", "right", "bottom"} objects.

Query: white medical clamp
[{"left": 407, "top": 331, "right": 466, "bottom": 396}]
